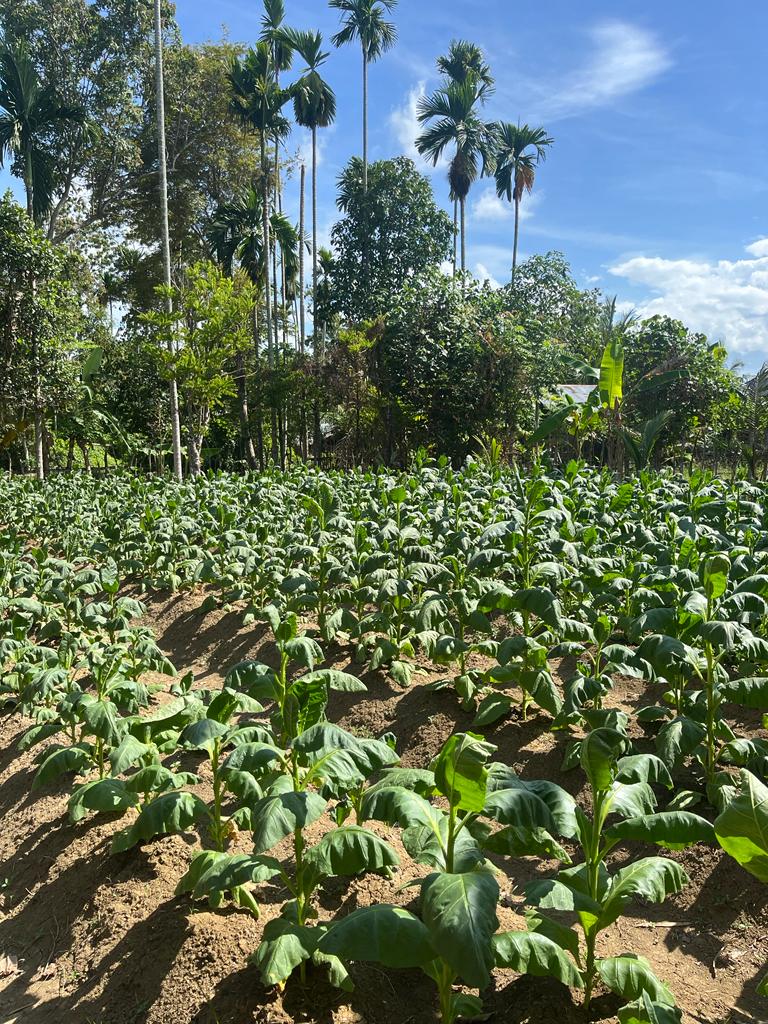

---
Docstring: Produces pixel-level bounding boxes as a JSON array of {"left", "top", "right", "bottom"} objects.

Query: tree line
[{"left": 0, "top": 0, "right": 763, "bottom": 478}]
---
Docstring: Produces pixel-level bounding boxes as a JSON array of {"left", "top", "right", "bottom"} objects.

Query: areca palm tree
[
  {"left": 152, "top": 0, "right": 184, "bottom": 480},
  {"left": 230, "top": 43, "right": 293, "bottom": 463},
  {"left": 282, "top": 29, "right": 336, "bottom": 350},
  {"left": 435, "top": 41, "right": 494, "bottom": 273},
  {"left": 0, "top": 37, "right": 87, "bottom": 225},
  {"left": 329, "top": 0, "right": 397, "bottom": 193},
  {"left": 210, "top": 188, "right": 302, "bottom": 466},
  {"left": 416, "top": 79, "right": 497, "bottom": 273},
  {"left": 492, "top": 121, "right": 553, "bottom": 284}
]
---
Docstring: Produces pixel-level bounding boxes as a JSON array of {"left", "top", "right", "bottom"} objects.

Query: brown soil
[{"left": 0, "top": 588, "right": 765, "bottom": 1024}]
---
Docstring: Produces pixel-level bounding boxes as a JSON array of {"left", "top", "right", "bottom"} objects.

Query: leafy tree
[
  {"left": 329, "top": 157, "right": 452, "bottom": 322},
  {"left": 0, "top": 193, "right": 93, "bottom": 476},
  {"left": 0, "top": 38, "right": 88, "bottom": 224},
  {"left": 492, "top": 122, "right": 553, "bottom": 283},
  {"left": 375, "top": 269, "right": 529, "bottom": 460},
  {"left": 502, "top": 251, "right": 604, "bottom": 360},
  {"left": 1, "top": 0, "right": 156, "bottom": 241},
  {"left": 329, "top": 0, "right": 398, "bottom": 193},
  {"left": 624, "top": 316, "right": 740, "bottom": 460},
  {"left": 142, "top": 262, "right": 255, "bottom": 475}
]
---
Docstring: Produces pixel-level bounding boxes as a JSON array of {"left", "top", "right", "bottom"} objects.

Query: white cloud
[
  {"left": 476, "top": 263, "right": 501, "bottom": 289},
  {"left": 534, "top": 21, "right": 671, "bottom": 120},
  {"left": 472, "top": 187, "right": 543, "bottom": 223},
  {"left": 388, "top": 82, "right": 448, "bottom": 173},
  {"left": 609, "top": 238, "right": 768, "bottom": 364}
]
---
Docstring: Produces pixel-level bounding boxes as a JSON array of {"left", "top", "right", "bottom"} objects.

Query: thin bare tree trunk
[
  {"left": 236, "top": 350, "right": 256, "bottom": 468},
  {"left": 362, "top": 48, "right": 368, "bottom": 193},
  {"left": 512, "top": 195, "right": 520, "bottom": 285},
  {"left": 299, "top": 162, "right": 306, "bottom": 353},
  {"left": 154, "top": 0, "right": 183, "bottom": 481},
  {"left": 460, "top": 197, "right": 466, "bottom": 273},
  {"left": 452, "top": 199, "right": 458, "bottom": 276}
]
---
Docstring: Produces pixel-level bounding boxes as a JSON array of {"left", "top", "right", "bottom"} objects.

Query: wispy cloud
[
  {"left": 518, "top": 21, "right": 672, "bottom": 122},
  {"left": 609, "top": 238, "right": 768, "bottom": 365},
  {"left": 472, "top": 187, "right": 543, "bottom": 223},
  {"left": 388, "top": 82, "right": 448, "bottom": 173}
]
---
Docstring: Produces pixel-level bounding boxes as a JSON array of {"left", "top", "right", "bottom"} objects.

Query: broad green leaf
[
  {"left": 33, "top": 744, "right": 93, "bottom": 789},
  {"left": 319, "top": 905, "right": 435, "bottom": 969},
  {"left": 714, "top": 770, "right": 768, "bottom": 882},
  {"left": 68, "top": 778, "right": 138, "bottom": 822},
  {"left": 175, "top": 850, "right": 280, "bottom": 913},
  {"left": 298, "top": 669, "right": 367, "bottom": 692},
  {"left": 433, "top": 732, "right": 494, "bottom": 812},
  {"left": 580, "top": 728, "right": 629, "bottom": 792},
  {"left": 251, "top": 791, "right": 327, "bottom": 853},
  {"left": 618, "top": 992, "right": 683, "bottom": 1024},
  {"left": 600, "top": 858, "right": 688, "bottom": 928},
  {"left": 598, "top": 954, "right": 675, "bottom": 1006},
  {"left": 599, "top": 334, "right": 624, "bottom": 408},
  {"left": 493, "top": 930, "right": 583, "bottom": 988},
  {"left": 605, "top": 812, "right": 714, "bottom": 851},
  {"left": 306, "top": 826, "right": 399, "bottom": 877},
  {"left": 719, "top": 677, "right": 768, "bottom": 709},
  {"left": 179, "top": 718, "right": 230, "bottom": 756},
  {"left": 421, "top": 870, "right": 499, "bottom": 988},
  {"left": 251, "top": 917, "right": 319, "bottom": 986},
  {"left": 111, "top": 791, "right": 207, "bottom": 853}
]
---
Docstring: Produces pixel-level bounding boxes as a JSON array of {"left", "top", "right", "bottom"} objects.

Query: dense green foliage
[
  {"left": 1, "top": 461, "right": 767, "bottom": 1018},
  {"left": 0, "top": 0, "right": 760, "bottom": 477}
]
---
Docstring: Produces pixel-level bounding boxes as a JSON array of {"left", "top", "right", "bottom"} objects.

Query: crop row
[{"left": 1, "top": 461, "right": 767, "bottom": 1021}]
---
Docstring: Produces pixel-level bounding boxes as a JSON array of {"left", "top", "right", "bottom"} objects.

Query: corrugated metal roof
[{"left": 556, "top": 384, "right": 597, "bottom": 405}]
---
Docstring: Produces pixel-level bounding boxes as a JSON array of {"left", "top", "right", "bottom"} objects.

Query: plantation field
[{"left": 0, "top": 464, "right": 766, "bottom": 1024}]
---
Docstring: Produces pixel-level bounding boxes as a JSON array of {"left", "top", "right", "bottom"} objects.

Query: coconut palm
[
  {"left": 435, "top": 41, "right": 494, "bottom": 273},
  {"left": 282, "top": 29, "right": 336, "bottom": 349},
  {"left": 329, "top": 0, "right": 397, "bottom": 193},
  {"left": 492, "top": 121, "right": 553, "bottom": 284},
  {"left": 416, "top": 79, "right": 497, "bottom": 273},
  {"left": 0, "top": 37, "right": 88, "bottom": 225}
]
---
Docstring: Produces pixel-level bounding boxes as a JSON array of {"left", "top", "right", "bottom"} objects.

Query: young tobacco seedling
[
  {"left": 713, "top": 769, "right": 768, "bottom": 1000},
  {"left": 321, "top": 732, "right": 582, "bottom": 1024},
  {"left": 525, "top": 727, "right": 714, "bottom": 1017}
]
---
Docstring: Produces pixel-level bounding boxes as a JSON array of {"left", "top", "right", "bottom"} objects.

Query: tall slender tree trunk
[
  {"left": 312, "top": 126, "right": 323, "bottom": 464},
  {"left": 299, "top": 163, "right": 306, "bottom": 354},
  {"left": 512, "top": 195, "right": 520, "bottom": 285},
  {"left": 452, "top": 199, "right": 458, "bottom": 276},
  {"left": 236, "top": 351, "right": 256, "bottom": 468},
  {"left": 252, "top": 303, "right": 265, "bottom": 470},
  {"left": 259, "top": 133, "right": 276, "bottom": 465},
  {"left": 460, "top": 196, "right": 466, "bottom": 273},
  {"left": 362, "top": 48, "right": 368, "bottom": 193},
  {"left": 25, "top": 152, "right": 44, "bottom": 482},
  {"left": 154, "top": 0, "right": 183, "bottom": 481}
]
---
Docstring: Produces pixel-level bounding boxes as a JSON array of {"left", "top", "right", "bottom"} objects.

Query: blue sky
[{"left": 4, "top": 1, "right": 767, "bottom": 367}]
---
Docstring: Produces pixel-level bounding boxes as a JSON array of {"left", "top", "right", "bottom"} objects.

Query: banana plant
[{"left": 525, "top": 727, "right": 714, "bottom": 1015}]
